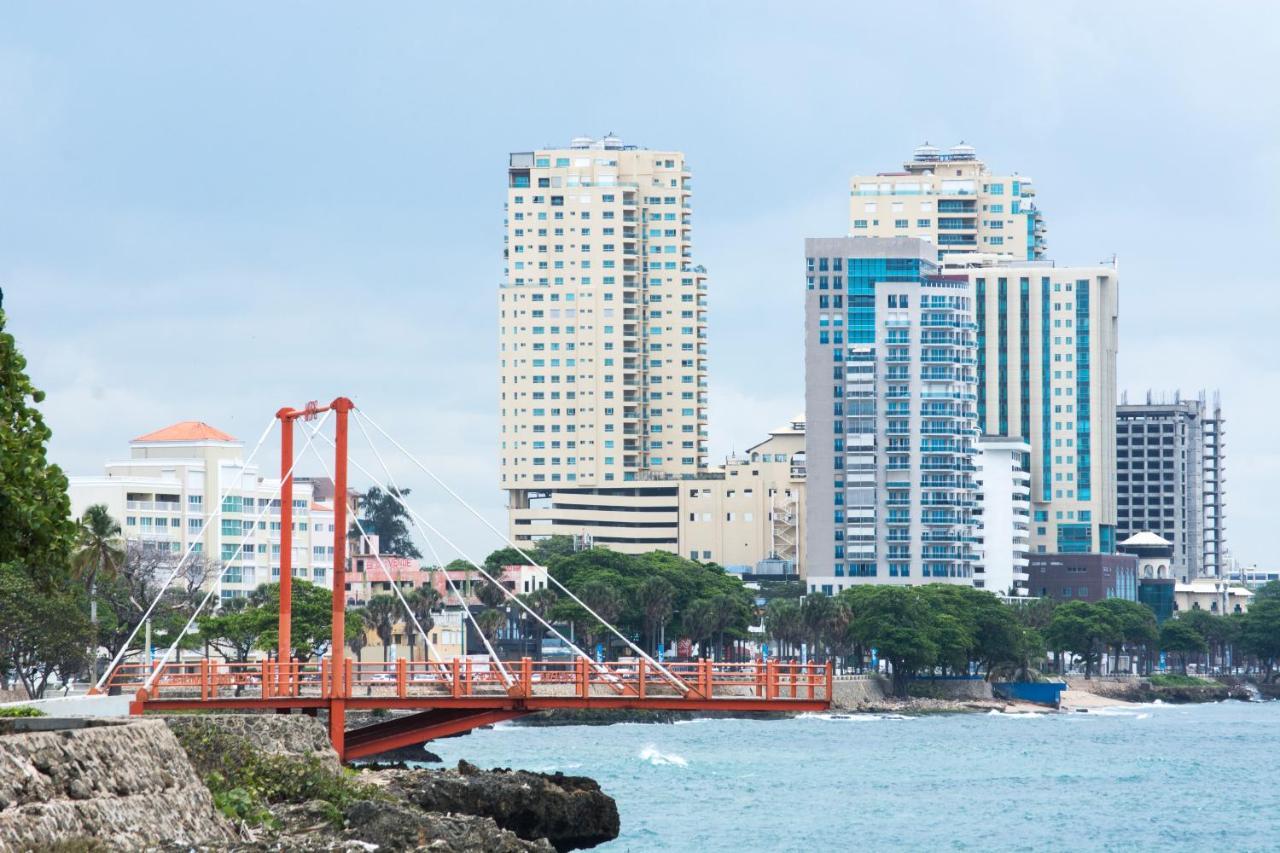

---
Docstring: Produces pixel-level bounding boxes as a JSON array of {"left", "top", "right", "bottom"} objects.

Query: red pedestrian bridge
[{"left": 93, "top": 397, "right": 831, "bottom": 762}]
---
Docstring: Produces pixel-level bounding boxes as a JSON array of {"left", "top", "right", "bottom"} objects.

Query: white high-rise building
[
  {"left": 68, "top": 422, "right": 336, "bottom": 601},
  {"left": 974, "top": 436, "right": 1032, "bottom": 596}
]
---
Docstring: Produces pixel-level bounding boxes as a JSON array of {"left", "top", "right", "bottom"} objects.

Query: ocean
[{"left": 428, "top": 701, "right": 1280, "bottom": 852}]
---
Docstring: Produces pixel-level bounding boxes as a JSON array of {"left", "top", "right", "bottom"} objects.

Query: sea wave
[{"left": 639, "top": 745, "right": 689, "bottom": 767}]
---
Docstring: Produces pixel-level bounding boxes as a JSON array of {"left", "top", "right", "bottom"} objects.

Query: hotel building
[
  {"left": 850, "top": 143, "right": 1046, "bottom": 261},
  {"left": 956, "top": 258, "right": 1120, "bottom": 556},
  {"left": 68, "top": 422, "right": 336, "bottom": 601},
  {"left": 500, "top": 135, "right": 708, "bottom": 498},
  {"left": 803, "top": 237, "right": 980, "bottom": 594},
  {"left": 973, "top": 435, "right": 1032, "bottom": 596}
]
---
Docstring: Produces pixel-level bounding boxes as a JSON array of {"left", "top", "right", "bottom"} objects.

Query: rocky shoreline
[{"left": 0, "top": 715, "right": 620, "bottom": 852}]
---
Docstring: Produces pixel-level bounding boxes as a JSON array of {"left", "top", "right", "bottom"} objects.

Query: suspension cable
[
  {"left": 309, "top": 428, "right": 514, "bottom": 685},
  {"left": 298, "top": 439, "right": 442, "bottom": 665},
  {"left": 95, "top": 415, "right": 278, "bottom": 692},
  {"left": 348, "top": 415, "right": 604, "bottom": 671},
  {"left": 142, "top": 412, "right": 331, "bottom": 691},
  {"left": 356, "top": 409, "right": 690, "bottom": 693}
]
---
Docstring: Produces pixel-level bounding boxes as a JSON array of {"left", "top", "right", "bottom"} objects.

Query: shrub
[{"left": 0, "top": 705, "right": 45, "bottom": 717}]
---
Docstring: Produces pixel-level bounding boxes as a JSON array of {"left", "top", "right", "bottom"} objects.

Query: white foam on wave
[
  {"left": 987, "top": 709, "right": 1044, "bottom": 718},
  {"left": 798, "top": 712, "right": 910, "bottom": 722},
  {"left": 639, "top": 745, "right": 688, "bottom": 767}
]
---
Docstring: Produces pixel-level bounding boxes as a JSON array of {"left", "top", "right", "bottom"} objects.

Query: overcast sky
[{"left": 3, "top": 2, "right": 1277, "bottom": 567}]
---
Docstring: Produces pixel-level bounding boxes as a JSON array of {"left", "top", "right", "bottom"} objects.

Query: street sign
[{"left": 657, "top": 643, "right": 665, "bottom": 663}]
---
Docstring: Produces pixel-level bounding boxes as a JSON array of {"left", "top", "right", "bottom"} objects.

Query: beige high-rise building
[
  {"left": 850, "top": 142, "right": 1047, "bottom": 261},
  {"left": 501, "top": 136, "right": 708, "bottom": 513}
]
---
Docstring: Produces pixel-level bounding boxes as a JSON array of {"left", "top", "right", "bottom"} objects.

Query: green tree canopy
[
  {"left": 351, "top": 486, "right": 420, "bottom": 558},
  {"left": 0, "top": 562, "right": 92, "bottom": 698},
  {"left": 1160, "top": 618, "right": 1208, "bottom": 675},
  {"left": 0, "top": 300, "right": 76, "bottom": 585}
]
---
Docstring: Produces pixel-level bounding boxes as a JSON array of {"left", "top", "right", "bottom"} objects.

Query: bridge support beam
[{"left": 342, "top": 708, "right": 526, "bottom": 762}]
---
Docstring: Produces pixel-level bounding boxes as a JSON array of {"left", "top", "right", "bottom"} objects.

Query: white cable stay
[
  {"left": 298, "top": 439, "right": 443, "bottom": 666},
  {"left": 142, "top": 411, "right": 331, "bottom": 691},
  {"left": 348, "top": 414, "right": 604, "bottom": 674},
  {"left": 94, "top": 415, "right": 278, "bottom": 692},
  {"left": 309, "top": 428, "right": 515, "bottom": 686},
  {"left": 356, "top": 409, "right": 692, "bottom": 694}
]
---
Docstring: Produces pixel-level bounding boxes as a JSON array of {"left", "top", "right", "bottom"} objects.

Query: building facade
[
  {"left": 803, "top": 237, "right": 980, "bottom": 594},
  {"left": 508, "top": 420, "right": 807, "bottom": 575},
  {"left": 500, "top": 135, "right": 708, "bottom": 509},
  {"left": 68, "top": 422, "right": 336, "bottom": 601},
  {"left": 1116, "top": 391, "right": 1228, "bottom": 580},
  {"left": 850, "top": 143, "right": 1046, "bottom": 261},
  {"left": 974, "top": 436, "right": 1031, "bottom": 596},
  {"left": 1027, "top": 553, "right": 1138, "bottom": 602},
  {"left": 952, "top": 257, "right": 1120, "bottom": 557}
]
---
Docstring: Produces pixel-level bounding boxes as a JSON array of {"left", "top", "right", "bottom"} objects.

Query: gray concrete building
[{"left": 1116, "top": 391, "right": 1228, "bottom": 580}]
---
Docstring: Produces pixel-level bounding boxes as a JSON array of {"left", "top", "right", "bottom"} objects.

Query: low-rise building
[
  {"left": 508, "top": 419, "right": 806, "bottom": 575},
  {"left": 68, "top": 421, "right": 336, "bottom": 601},
  {"left": 1173, "top": 578, "right": 1253, "bottom": 616},
  {"left": 1027, "top": 553, "right": 1138, "bottom": 602}
]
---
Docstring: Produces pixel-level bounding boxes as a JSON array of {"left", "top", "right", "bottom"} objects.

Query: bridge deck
[{"left": 110, "top": 658, "right": 832, "bottom": 759}]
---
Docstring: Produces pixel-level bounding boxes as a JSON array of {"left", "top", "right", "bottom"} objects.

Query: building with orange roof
[{"left": 69, "top": 420, "right": 337, "bottom": 602}]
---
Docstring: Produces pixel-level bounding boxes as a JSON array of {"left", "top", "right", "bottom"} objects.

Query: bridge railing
[{"left": 107, "top": 657, "right": 833, "bottom": 704}]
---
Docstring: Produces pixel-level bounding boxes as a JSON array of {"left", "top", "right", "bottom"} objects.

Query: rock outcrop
[
  {"left": 0, "top": 718, "right": 236, "bottom": 849},
  {"left": 366, "top": 760, "right": 621, "bottom": 852},
  {"left": 162, "top": 713, "right": 342, "bottom": 773}
]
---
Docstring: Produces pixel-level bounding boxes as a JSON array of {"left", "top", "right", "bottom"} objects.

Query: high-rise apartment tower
[{"left": 850, "top": 143, "right": 1046, "bottom": 261}]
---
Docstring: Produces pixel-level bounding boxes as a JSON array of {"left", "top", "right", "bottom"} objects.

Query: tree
[
  {"left": 363, "top": 595, "right": 398, "bottom": 662},
  {"left": 346, "top": 608, "right": 370, "bottom": 661},
  {"left": 844, "top": 586, "right": 939, "bottom": 696},
  {"left": 764, "top": 598, "right": 803, "bottom": 658},
  {"left": 404, "top": 586, "right": 440, "bottom": 662},
  {"left": 577, "top": 579, "right": 623, "bottom": 656},
  {"left": 198, "top": 596, "right": 271, "bottom": 664},
  {"left": 477, "top": 580, "right": 508, "bottom": 610},
  {"left": 1239, "top": 597, "right": 1280, "bottom": 682},
  {"left": 0, "top": 562, "right": 92, "bottom": 698},
  {"left": 0, "top": 300, "right": 77, "bottom": 586},
  {"left": 636, "top": 576, "right": 675, "bottom": 654},
  {"left": 520, "top": 587, "right": 558, "bottom": 659},
  {"left": 351, "top": 486, "right": 421, "bottom": 558},
  {"left": 1096, "top": 598, "right": 1158, "bottom": 674},
  {"left": 73, "top": 504, "right": 126, "bottom": 681},
  {"left": 682, "top": 599, "right": 717, "bottom": 658},
  {"left": 1160, "top": 619, "right": 1208, "bottom": 675},
  {"left": 1044, "top": 601, "right": 1121, "bottom": 679},
  {"left": 250, "top": 581, "right": 343, "bottom": 661},
  {"left": 708, "top": 593, "right": 750, "bottom": 662},
  {"left": 474, "top": 608, "right": 506, "bottom": 645}
]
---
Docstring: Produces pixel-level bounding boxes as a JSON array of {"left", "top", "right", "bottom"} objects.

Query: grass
[
  {"left": 0, "top": 705, "right": 45, "bottom": 718},
  {"left": 1148, "top": 674, "right": 1216, "bottom": 688},
  {"left": 169, "top": 721, "right": 386, "bottom": 828}
]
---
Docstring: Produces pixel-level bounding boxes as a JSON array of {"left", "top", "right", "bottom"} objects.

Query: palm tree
[
  {"left": 707, "top": 594, "right": 748, "bottom": 662},
  {"left": 363, "top": 595, "right": 397, "bottom": 662},
  {"left": 477, "top": 579, "right": 508, "bottom": 610},
  {"left": 521, "top": 587, "right": 559, "bottom": 659},
  {"left": 636, "top": 576, "right": 675, "bottom": 654},
  {"left": 801, "top": 594, "right": 837, "bottom": 661},
  {"left": 74, "top": 504, "right": 125, "bottom": 682},
  {"left": 579, "top": 580, "right": 623, "bottom": 658},
  {"left": 765, "top": 598, "right": 803, "bottom": 658},
  {"left": 475, "top": 608, "right": 506, "bottom": 646},
  {"left": 682, "top": 599, "right": 716, "bottom": 659},
  {"left": 404, "top": 586, "right": 440, "bottom": 662},
  {"left": 347, "top": 607, "right": 370, "bottom": 661}
]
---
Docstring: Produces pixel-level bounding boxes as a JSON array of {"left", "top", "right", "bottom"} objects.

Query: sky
[{"left": 2, "top": 2, "right": 1277, "bottom": 568}]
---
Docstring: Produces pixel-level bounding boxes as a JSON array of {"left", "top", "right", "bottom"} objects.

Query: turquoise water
[{"left": 429, "top": 702, "right": 1280, "bottom": 852}]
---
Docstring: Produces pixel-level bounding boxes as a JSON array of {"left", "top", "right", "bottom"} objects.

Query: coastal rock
[
  {"left": 0, "top": 719, "right": 237, "bottom": 849},
  {"left": 162, "top": 713, "right": 342, "bottom": 773},
  {"left": 343, "top": 798, "right": 554, "bottom": 851},
  {"left": 365, "top": 761, "right": 620, "bottom": 852}
]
